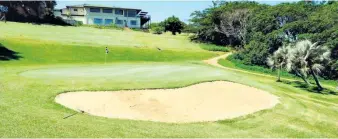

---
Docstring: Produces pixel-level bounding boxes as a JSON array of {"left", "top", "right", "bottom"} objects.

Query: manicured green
[{"left": 0, "top": 22, "right": 337, "bottom": 138}]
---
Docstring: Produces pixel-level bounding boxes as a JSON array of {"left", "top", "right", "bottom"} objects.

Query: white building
[{"left": 54, "top": 4, "right": 150, "bottom": 28}]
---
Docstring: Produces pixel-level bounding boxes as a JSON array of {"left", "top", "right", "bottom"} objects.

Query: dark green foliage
[
  {"left": 200, "top": 44, "right": 231, "bottom": 52},
  {"left": 161, "top": 16, "right": 185, "bottom": 35},
  {"left": 74, "top": 21, "right": 83, "bottom": 26},
  {"left": 190, "top": 1, "right": 338, "bottom": 80},
  {"left": 0, "top": 1, "right": 69, "bottom": 25},
  {"left": 235, "top": 40, "right": 270, "bottom": 65},
  {"left": 83, "top": 24, "right": 123, "bottom": 30}
]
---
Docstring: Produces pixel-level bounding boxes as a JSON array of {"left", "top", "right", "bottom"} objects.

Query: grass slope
[
  {"left": 0, "top": 37, "right": 215, "bottom": 66},
  {"left": 0, "top": 22, "right": 337, "bottom": 137},
  {"left": 0, "top": 22, "right": 206, "bottom": 51}
]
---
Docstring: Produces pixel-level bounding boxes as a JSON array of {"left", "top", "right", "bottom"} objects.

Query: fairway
[{"left": 1, "top": 22, "right": 338, "bottom": 138}]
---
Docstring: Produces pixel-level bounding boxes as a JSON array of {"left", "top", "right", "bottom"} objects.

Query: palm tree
[
  {"left": 286, "top": 46, "right": 311, "bottom": 85},
  {"left": 267, "top": 44, "right": 291, "bottom": 82},
  {"left": 287, "top": 40, "right": 331, "bottom": 90}
]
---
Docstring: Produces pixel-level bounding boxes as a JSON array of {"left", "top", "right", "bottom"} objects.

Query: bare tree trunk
[
  {"left": 301, "top": 76, "right": 310, "bottom": 85},
  {"left": 310, "top": 69, "right": 323, "bottom": 91},
  {"left": 295, "top": 71, "right": 310, "bottom": 85}
]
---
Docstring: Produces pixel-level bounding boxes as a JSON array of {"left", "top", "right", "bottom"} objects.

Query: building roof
[{"left": 66, "top": 4, "right": 142, "bottom": 11}]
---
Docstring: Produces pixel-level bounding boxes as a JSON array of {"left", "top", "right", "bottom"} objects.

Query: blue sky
[{"left": 55, "top": 1, "right": 298, "bottom": 23}]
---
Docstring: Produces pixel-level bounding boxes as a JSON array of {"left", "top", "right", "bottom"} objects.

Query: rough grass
[
  {"left": 0, "top": 22, "right": 337, "bottom": 138},
  {"left": 218, "top": 54, "right": 338, "bottom": 89}
]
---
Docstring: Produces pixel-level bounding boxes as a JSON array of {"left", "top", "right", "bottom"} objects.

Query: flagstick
[
  {"left": 105, "top": 47, "right": 109, "bottom": 64},
  {"left": 105, "top": 53, "right": 107, "bottom": 64}
]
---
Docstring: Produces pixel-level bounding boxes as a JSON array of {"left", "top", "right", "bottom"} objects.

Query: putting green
[{"left": 20, "top": 63, "right": 232, "bottom": 81}]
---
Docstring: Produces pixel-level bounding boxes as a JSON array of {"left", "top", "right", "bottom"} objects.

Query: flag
[{"left": 105, "top": 47, "right": 109, "bottom": 54}]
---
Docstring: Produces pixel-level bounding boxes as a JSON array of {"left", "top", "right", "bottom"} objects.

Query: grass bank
[{"left": 0, "top": 37, "right": 216, "bottom": 66}]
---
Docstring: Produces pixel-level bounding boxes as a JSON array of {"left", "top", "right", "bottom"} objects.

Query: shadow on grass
[
  {"left": 0, "top": 43, "right": 22, "bottom": 61},
  {"left": 280, "top": 80, "right": 337, "bottom": 95}
]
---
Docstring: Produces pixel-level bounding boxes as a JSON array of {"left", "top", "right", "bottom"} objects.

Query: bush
[
  {"left": 74, "top": 21, "right": 83, "bottom": 26},
  {"left": 200, "top": 44, "right": 231, "bottom": 52},
  {"left": 152, "top": 27, "right": 164, "bottom": 35},
  {"left": 83, "top": 24, "right": 123, "bottom": 30},
  {"left": 235, "top": 41, "right": 270, "bottom": 65}
]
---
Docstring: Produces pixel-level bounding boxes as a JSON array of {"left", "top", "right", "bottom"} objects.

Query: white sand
[{"left": 55, "top": 81, "right": 279, "bottom": 123}]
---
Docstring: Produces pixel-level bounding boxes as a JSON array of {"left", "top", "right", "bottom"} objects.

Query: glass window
[
  {"left": 105, "top": 19, "right": 113, "bottom": 25},
  {"left": 94, "top": 18, "right": 103, "bottom": 25},
  {"left": 130, "top": 20, "right": 137, "bottom": 25},
  {"left": 90, "top": 8, "right": 100, "bottom": 13},
  {"left": 73, "top": 8, "right": 78, "bottom": 11},
  {"left": 116, "top": 19, "right": 123, "bottom": 24},
  {"left": 127, "top": 10, "right": 137, "bottom": 17},
  {"left": 103, "top": 9, "right": 112, "bottom": 13},
  {"left": 115, "top": 9, "right": 123, "bottom": 15}
]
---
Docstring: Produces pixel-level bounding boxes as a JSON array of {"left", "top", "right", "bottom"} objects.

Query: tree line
[
  {"left": 0, "top": 1, "right": 68, "bottom": 25},
  {"left": 188, "top": 1, "right": 338, "bottom": 81}
]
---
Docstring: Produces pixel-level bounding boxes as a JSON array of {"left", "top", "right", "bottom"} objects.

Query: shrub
[
  {"left": 82, "top": 24, "right": 123, "bottom": 30},
  {"left": 152, "top": 27, "right": 164, "bottom": 35},
  {"left": 200, "top": 44, "right": 231, "bottom": 52},
  {"left": 74, "top": 21, "right": 83, "bottom": 26}
]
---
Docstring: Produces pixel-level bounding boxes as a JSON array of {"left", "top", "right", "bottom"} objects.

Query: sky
[{"left": 55, "top": 1, "right": 299, "bottom": 23}]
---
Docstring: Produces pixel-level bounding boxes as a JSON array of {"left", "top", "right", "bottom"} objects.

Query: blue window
[
  {"left": 90, "top": 8, "right": 100, "bottom": 13},
  {"left": 94, "top": 18, "right": 103, "bottom": 25},
  {"left": 115, "top": 9, "right": 123, "bottom": 15},
  {"left": 105, "top": 19, "right": 113, "bottom": 25},
  {"left": 103, "top": 9, "right": 112, "bottom": 13},
  {"left": 130, "top": 20, "right": 137, "bottom": 25},
  {"left": 116, "top": 19, "right": 123, "bottom": 24},
  {"left": 127, "top": 10, "right": 137, "bottom": 17}
]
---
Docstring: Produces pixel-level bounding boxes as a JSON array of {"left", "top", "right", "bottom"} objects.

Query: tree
[
  {"left": 214, "top": 8, "right": 250, "bottom": 46},
  {"left": 267, "top": 44, "right": 291, "bottom": 81},
  {"left": 287, "top": 40, "right": 331, "bottom": 90},
  {"left": 162, "top": 16, "right": 184, "bottom": 35},
  {"left": 0, "top": 1, "right": 68, "bottom": 25},
  {"left": 189, "top": 1, "right": 337, "bottom": 80}
]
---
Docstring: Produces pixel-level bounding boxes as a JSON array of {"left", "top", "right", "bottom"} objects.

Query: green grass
[
  {"left": 0, "top": 22, "right": 337, "bottom": 137},
  {"left": 0, "top": 22, "right": 207, "bottom": 51},
  {"left": 0, "top": 37, "right": 216, "bottom": 66}
]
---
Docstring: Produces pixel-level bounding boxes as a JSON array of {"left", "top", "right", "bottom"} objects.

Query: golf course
[{"left": 0, "top": 22, "right": 337, "bottom": 137}]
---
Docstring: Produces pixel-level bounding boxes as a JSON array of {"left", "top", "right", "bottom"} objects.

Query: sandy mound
[{"left": 55, "top": 81, "right": 279, "bottom": 123}]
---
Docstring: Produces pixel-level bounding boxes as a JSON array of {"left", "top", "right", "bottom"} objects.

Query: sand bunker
[{"left": 55, "top": 81, "right": 279, "bottom": 123}]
